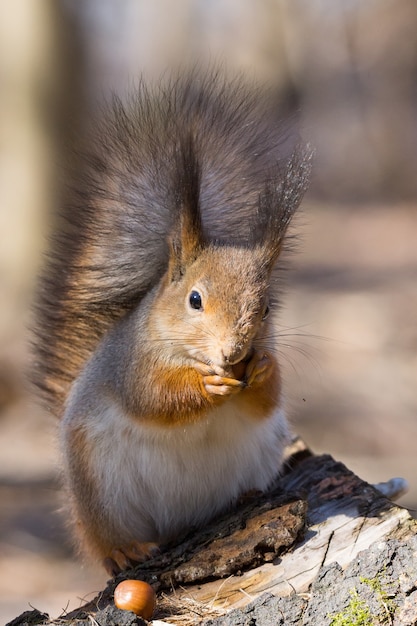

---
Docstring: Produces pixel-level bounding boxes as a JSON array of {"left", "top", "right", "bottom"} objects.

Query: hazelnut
[{"left": 114, "top": 579, "right": 156, "bottom": 620}]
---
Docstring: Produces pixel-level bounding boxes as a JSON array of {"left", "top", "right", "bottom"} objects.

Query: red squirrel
[{"left": 33, "top": 70, "right": 312, "bottom": 576}]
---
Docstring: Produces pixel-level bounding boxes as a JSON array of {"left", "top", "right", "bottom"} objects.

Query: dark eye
[
  {"left": 189, "top": 290, "right": 203, "bottom": 310},
  {"left": 262, "top": 304, "right": 270, "bottom": 321}
]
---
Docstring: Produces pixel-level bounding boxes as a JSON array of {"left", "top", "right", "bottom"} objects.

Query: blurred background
[{"left": 1, "top": 0, "right": 416, "bottom": 622}]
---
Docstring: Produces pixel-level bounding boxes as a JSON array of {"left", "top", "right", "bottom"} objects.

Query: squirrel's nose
[{"left": 221, "top": 344, "right": 247, "bottom": 366}]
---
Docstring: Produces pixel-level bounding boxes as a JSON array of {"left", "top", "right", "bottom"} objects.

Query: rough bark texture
[
  {"left": 7, "top": 442, "right": 417, "bottom": 626},
  {"left": 205, "top": 535, "right": 417, "bottom": 625}
]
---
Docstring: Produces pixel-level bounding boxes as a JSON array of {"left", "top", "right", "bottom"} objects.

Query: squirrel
[{"left": 33, "top": 70, "right": 313, "bottom": 576}]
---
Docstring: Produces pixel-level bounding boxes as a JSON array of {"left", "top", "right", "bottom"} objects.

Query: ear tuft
[
  {"left": 254, "top": 143, "right": 314, "bottom": 264},
  {"left": 168, "top": 133, "right": 205, "bottom": 280}
]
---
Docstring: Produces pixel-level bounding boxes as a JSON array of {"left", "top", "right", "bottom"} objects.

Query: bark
[{"left": 7, "top": 440, "right": 416, "bottom": 626}]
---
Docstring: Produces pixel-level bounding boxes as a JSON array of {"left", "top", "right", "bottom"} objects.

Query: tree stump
[{"left": 7, "top": 439, "right": 416, "bottom": 626}]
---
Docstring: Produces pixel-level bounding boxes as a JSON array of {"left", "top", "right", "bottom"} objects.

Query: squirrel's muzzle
[{"left": 221, "top": 344, "right": 253, "bottom": 367}]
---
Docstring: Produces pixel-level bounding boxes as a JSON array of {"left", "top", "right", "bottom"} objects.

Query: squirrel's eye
[
  {"left": 262, "top": 304, "right": 270, "bottom": 321},
  {"left": 189, "top": 290, "right": 203, "bottom": 310}
]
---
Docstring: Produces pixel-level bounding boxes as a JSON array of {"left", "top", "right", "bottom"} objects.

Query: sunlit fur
[{"left": 34, "top": 69, "right": 313, "bottom": 568}]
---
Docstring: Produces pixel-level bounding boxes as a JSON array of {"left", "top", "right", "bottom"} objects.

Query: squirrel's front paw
[
  {"left": 194, "top": 361, "right": 243, "bottom": 397},
  {"left": 103, "top": 541, "right": 160, "bottom": 576},
  {"left": 203, "top": 374, "right": 244, "bottom": 397},
  {"left": 243, "top": 351, "right": 274, "bottom": 387}
]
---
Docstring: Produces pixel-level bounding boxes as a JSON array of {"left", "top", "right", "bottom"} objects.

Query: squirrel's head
[
  {"left": 156, "top": 245, "right": 272, "bottom": 369},
  {"left": 151, "top": 136, "right": 312, "bottom": 372}
]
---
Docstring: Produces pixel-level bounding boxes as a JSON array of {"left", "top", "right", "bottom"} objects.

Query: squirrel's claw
[
  {"left": 194, "top": 361, "right": 217, "bottom": 376},
  {"left": 194, "top": 361, "right": 229, "bottom": 377},
  {"left": 103, "top": 541, "right": 160, "bottom": 577}
]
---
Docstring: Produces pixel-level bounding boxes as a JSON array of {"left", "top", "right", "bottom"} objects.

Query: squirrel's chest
[{"left": 91, "top": 401, "right": 289, "bottom": 540}]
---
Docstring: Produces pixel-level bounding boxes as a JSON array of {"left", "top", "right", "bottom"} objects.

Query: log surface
[{"left": 7, "top": 443, "right": 416, "bottom": 626}]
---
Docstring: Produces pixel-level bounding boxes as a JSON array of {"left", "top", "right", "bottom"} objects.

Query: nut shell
[
  {"left": 114, "top": 579, "right": 156, "bottom": 620},
  {"left": 231, "top": 359, "right": 247, "bottom": 381}
]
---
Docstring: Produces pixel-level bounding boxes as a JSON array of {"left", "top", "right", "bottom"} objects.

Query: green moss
[
  {"left": 328, "top": 588, "right": 373, "bottom": 626},
  {"left": 328, "top": 572, "right": 397, "bottom": 626},
  {"left": 360, "top": 575, "right": 396, "bottom": 623}
]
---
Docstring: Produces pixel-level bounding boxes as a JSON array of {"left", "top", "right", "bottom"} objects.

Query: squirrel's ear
[
  {"left": 167, "top": 135, "right": 205, "bottom": 281},
  {"left": 254, "top": 143, "right": 314, "bottom": 265}
]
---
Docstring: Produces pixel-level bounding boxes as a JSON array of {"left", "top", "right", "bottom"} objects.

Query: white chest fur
[{"left": 64, "top": 398, "right": 290, "bottom": 545}]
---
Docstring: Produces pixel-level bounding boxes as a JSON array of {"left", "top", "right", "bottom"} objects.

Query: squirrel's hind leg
[{"left": 103, "top": 541, "right": 160, "bottom": 576}]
